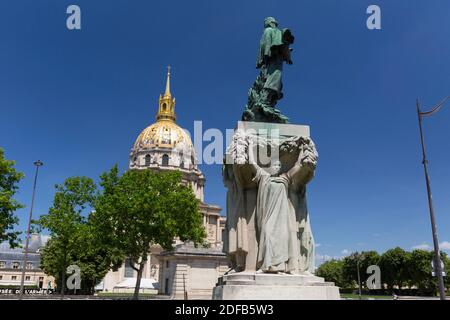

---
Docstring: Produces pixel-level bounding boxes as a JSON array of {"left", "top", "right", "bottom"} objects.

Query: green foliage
[
  {"left": 0, "top": 148, "right": 24, "bottom": 247},
  {"left": 37, "top": 166, "right": 206, "bottom": 298},
  {"left": 322, "top": 248, "right": 448, "bottom": 296},
  {"left": 37, "top": 176, "right": 96, "bottom": 239},
  {"left": 39, "top": 237, "right": 66, "bottom": 290},
  {"left": 94, "top": 167, "right": 206, "bottom": 299},
  {"left": 342, "top": 251, "right": 380, "bottom": 289},
  {"left": 408, "top": 249, "right": 437, "bottom": 295},
  {"left": 316, "top": 259, "right": 348, "bottom": 288},
  {"left": 36, "top": 176, "right": 118, "bottom": 294},
  {"left": 443, "top": 253, "right": 450, "bottom": 290},
  {"left": 379, "top": 247, "right": 410, "bottom": 290}
]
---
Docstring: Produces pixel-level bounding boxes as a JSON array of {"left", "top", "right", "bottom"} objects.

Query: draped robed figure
[{"left": 223, "top": 134, "right": 317, "bottom": 274}]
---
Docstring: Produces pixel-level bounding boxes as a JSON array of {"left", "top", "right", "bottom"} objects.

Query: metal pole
[
  {"left": 19, "top": 160, "right": 43, "bottom": 300},
  {"left": 61, "top": 249, "right": 67, "bottom": 300},
  {"left": 356, "top": 255, "right": 362, "bottom": 300},
  {"left": 416, "top": 99, "right": 446, "bottom": 300}
]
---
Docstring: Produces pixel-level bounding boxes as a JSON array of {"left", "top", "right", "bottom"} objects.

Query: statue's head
[
  {"left": 264, "top": 17, "right": 278, "bottom": 28},
  {"left": 269, "top": 160, "right": 282, "bottom": 176}
]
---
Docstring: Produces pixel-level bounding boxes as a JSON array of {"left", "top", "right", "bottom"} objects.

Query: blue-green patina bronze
[{"left": 242, "top": 17, "right": 294, "bottom": 124}]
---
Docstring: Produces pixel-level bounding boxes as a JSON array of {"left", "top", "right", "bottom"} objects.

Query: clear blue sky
[{"left": 1, "top": 0, "right": 450, "bottom": 263}]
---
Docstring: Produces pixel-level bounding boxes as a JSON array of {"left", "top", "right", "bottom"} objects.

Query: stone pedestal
[
  {"left": 219, "top": 121, "right": 339, "bottom": 299},
  {"left": 212, "top": 272, "right": 340, "bottom": 300}
]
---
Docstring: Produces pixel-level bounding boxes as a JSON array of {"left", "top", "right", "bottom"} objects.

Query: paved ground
[{"left": 0, "top": 294, "right": 172, "bottom": 300}]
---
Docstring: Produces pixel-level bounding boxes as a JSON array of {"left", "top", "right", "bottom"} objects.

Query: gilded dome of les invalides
[
  {"left": 129, "top": 67, "right": 206, "bottom": 202},
  {"left": 133, "top": 119, "right": 193, "bottom": 151},
  {"left": 129, "top": 67, "right": 202, "bottom": 202},
  {"left": 132, "top": 67, "right": 194, "bottom": 152}
]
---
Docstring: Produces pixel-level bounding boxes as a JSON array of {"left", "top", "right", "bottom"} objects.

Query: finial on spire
[
  {"left": 157, "top": 65, "right": 176, "bottom": 122},
  {"left": 164, "top": 65, "right": 171, "bottom": 97}
]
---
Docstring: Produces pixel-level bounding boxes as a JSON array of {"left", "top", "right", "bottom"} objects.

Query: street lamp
[
  {"left": 356, "top": 253, "right": 365, "bottom": 300},
  {"left": 416, "top": 96, "right": 449, "bottom": 301},
  {"left": 19, "top": 160, "right": 43, "bottom": 299}
]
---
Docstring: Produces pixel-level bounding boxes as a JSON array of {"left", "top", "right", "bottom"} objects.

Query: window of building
[
  {"left": 12, "top": 262, "right": 20, "bottom": 269},
  {"left": 124, "top": 259, "right": 134, "bottom": 278},
  {"left": 145, "top": 154, "right": 151, "bottom": 166},
  {"left": 11, "top": 276, "right": 17, "bottom": 281},
  {"left": 0, "top": 275, "right": 3, "bottom": 280},
  {"left": 0, "top": 261, "right": 5, "bottom": 268},
  {"left": 26, "top": 262, "right": 33, "bottom": 269},
  {"left": 25, "top": 276, "right": 31, "bottom": 281},
  {"left": 162, "top": 154, "right": 169, "bottom": 166},
  {"left": 165, "top": 278, "right": 169, "bottom": 295},
  {"left": 166, "top": 261, "right": 169, "bottom": 269}
]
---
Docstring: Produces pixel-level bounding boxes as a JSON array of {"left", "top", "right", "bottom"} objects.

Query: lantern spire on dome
[
  {"left": 164, "top": 65, "right": 171, "bottom": 98},
  {"left": 156, "top": 66, "right": 176, "bottom": 122}
]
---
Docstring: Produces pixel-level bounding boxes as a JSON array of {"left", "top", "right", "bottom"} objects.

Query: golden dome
[
  {"left": 133, "top": 119, "right": 193, "bottom": 150},
  {"left": 132, "top": 66, "right": 194, "bottom": 151}
]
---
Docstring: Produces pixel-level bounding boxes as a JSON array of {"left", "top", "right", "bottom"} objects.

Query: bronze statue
[{"left": 242, "top": 17, "right": 294, "bottom": 123}]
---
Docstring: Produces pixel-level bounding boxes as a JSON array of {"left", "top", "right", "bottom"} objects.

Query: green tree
[
  {"left": 0, "top": 148, "right": 24, "bottom": 247},
  {"left": 41, "top": 223, "right": 123, "bottom": 295},
  {"left": 408, "top": 249, "right": 437, "bottom": 295},
  {"left": 36, "top": 176, "right": 96, "bottom": 295},
  {"left": 443, "top": 252, "right": 450, "bottom": 292},
  {"left": 379, "top": 247, "right": 410, "bottom": 290},
  {"left": 409, "top": 250, "right": 450, "bottom": 296},
  {"left": 39, "top": 237, "right": 67, "bottom": 291},
  {"left": 94, "top": 168, "right": 206, "bottom": 299},
  {"left": 342, "top": 251, "right": 380, "bottom": 290},
  {"left": 316, "top": 259, "right": 348, "bottom": 288},
  {"left": 71, "top": 221, "right": 123, "bottom": 294}
]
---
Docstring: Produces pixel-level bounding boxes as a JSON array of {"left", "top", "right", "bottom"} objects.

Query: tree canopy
[
  {"left": 0, "top": 148, "right": 24, "bottom": 247},
  {"left": 35, "top": 176, "right": 117, "bottom": 294},
  {"left": 317, "top": 249, "right": 450, "bottom": 296},
  {"left": 36, "top": 166, "right": 206, "bottom": 299},
  {"left": 93, "top": 167, "right": 206, "bottom": 299}
]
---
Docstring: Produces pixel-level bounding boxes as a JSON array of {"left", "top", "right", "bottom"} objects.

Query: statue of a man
[{"left": 242, "top": 17, "right": 295, "bottom": 124}]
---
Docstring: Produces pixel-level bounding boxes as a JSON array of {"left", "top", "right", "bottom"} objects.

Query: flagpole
[{"left": 416, "top": 98, "right": 446, "bottom": 300}]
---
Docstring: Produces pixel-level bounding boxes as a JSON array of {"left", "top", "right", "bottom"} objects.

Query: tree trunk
[
  {"left": 60, "top": 250, "right": 67, "bottom": 300},
  {"left": 133, "top": 261, "right": 145, "bottom": 300}
]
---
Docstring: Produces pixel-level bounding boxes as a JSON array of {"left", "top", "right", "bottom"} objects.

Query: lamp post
[
  {"left": 356, "top": 253, "right": 364, "bottom": 300},
  {"left": 19, "top": 160, "right": 43, "bottom": 299},
  {"left": 416, "top": 97, "right": 449, "bottom": 301}
]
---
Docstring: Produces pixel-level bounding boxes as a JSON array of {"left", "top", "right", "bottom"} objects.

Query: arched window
[
  {"left": 162, "top": 154, "right": 169, "bottom": 166},
  {"left": 145, "top": 154, "right": 151, "bottom": 166},
  {"left": 124, "top": 259, "right": 134, "bottom": 278}
]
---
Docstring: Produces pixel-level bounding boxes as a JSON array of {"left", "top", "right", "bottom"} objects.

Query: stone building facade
[{"left": 0, "top": 234, "right": 55, "bottom": 293}]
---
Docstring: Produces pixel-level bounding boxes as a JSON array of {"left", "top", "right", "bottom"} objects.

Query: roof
[{"left": 0, "top": 234, "right": 50, "bottom": 270}]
